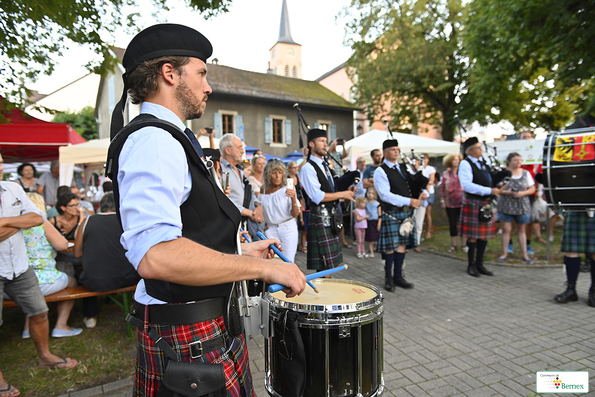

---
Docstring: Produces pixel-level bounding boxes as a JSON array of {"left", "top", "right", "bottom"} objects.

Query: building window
[
  {"left": 272, "top": 118, "right": 284, "bottom": 143},
  {"left": 292, "top": 66, "right": 297, "bottom": 78},
  {"left": 222, "top": 114, "right": 234, "bottom": 135},
  {"left": 284, "top": 65, "right": 289, "bottom": 77}
]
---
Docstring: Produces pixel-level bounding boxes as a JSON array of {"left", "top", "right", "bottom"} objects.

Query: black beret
[
  {"left": 123, "top": 24, "right": 213, "bottom": 75},
  {"left": 307, "top": 128, "right": 327, "bottom": 142},
  {"left": 382, "top": 139, "right": 399, "bottom": 150},
  {"left": 203, "top": 148, "right": 220, "bottom": 161},
  {"left": 462, "top": 137, "right": 479, "bottom": 152}
]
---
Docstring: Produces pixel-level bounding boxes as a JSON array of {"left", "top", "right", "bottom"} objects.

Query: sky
[{"left": 31, "top": 0, "right": 354, "bottom": 95}]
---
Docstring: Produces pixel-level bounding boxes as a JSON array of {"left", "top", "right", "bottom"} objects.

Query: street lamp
[{"left": 356, "top": 124, "right": 363, "bottom": 136}]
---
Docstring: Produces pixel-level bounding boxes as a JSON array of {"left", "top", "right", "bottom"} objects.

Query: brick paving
[{"left": 64, "top": 245, "right": 594, "bottom": 397}]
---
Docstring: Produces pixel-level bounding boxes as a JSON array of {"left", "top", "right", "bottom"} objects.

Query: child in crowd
[
  {"left": 365, "top": 187, "right": 381, "bottom": 258},
  {"left": 353, "top": 196, "right": 369, "bottom": 258}
]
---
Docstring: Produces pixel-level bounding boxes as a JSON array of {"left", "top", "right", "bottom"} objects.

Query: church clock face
[{"left": 288, "top": 48, "right": 294, "bottom": 56}]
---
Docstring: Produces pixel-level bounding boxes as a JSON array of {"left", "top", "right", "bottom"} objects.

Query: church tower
[{"left": 269, "top": 0, "right": 302, "bottom": 78}]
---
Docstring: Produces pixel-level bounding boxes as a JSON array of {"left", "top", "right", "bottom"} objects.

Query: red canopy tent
[{"left": 0, "top": 98, "right": 86, "bottom": 163}]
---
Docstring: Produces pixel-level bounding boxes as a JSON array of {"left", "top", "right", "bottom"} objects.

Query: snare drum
[
  {"left": 543, "top": 127, "right": 595, "bottom": 211},
  {"left": 264, "top": 278, "right": 384, "bottom": 397}
]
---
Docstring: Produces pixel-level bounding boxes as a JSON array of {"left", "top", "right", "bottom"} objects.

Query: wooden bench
[{"left": 3, "top": 285, "right": 137, "bottom": 336}]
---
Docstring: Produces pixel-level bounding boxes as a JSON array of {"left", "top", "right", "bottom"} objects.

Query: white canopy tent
[
  {"left": 344, "top": 129, "right": 460, "bottom": 167},
  {"left": 59, "top": 135, "right": 220, "bottom": 189}
]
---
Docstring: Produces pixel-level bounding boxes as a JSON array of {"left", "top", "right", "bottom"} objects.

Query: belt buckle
[{"left": 189, "top": 340, "right": 203, "bottom": 359}]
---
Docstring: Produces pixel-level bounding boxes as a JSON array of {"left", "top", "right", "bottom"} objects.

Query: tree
[
  {"left": 344, "top": 0, "right": 466, "bottom": 141},
  {"left": 53, "top": 106, "right": 98, "bottom": 141},
  {"left": 0, "top": 0, "right": 231, "bottom": 107},
  {"left": 463, "top": 0, "right": 595, "bottom": 129}
]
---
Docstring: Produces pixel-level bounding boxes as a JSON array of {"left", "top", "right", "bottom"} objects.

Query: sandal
[
  {"left": 446, "top": 246, "right": 457, "bottom": 253},
  {"left": 0, "top": 383, "right": 20, "bottom": 397},
  {"left": 38, "top": 357, "right": 78, "bottom": 370},
  {"left": 342, "top": 243, "right": 352, "bottom": 249}
]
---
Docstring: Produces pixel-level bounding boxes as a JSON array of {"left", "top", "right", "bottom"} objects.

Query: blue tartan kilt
[
  {"left": 377, "top": 209, "right": 417, "bottom": 253},
  {"left": 460, "top": 196, "right": 497, "bottom": 239},
  {"left": 561, "top": 211, "right": 595, "bottom": 254},
  {"left": 307, "top": 213, "right": 343, "bottom": 270}
]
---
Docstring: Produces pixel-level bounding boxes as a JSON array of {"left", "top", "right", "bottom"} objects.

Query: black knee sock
[
  {"left": 564, "top": 256, "right": 581, "bottom": 288},
  {"left": 590, "top": 257, "right": 595, "bottom": 287},
  {"left": 476, "top": 239, "right": 488, "bottom": 266},
  {"left": 467, "top": 240, "right": 477, "bottom": 266},
  {"left": 385, "top": 253, "right": 395, "bottom": 279},
  {"left": 393, "top": 252, "right": 406, "bottom": 280}
]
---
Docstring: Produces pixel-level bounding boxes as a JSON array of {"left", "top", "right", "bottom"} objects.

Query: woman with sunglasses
[
  {"left": 259, "top": 160, "right": 301, "bottom": 262},
  {"left": 49, "top": 192, "right": 85, "bottom": 241}
]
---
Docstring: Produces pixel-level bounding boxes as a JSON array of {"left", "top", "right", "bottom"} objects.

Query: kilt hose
[
  {"left": 377, "top": 209, "right": 417, "bottom": 253},
  {"left": 134, "top": 315, "right": 253, "bottom": 397},
  {"left": 307, "top": 212, "right": 343, "bottom": 270},
  {"left": 460, "top": 196, "right": 497, "bottom": 240},
  {"left": 561, "top": 211, "right": 595, "bottom": 254}
]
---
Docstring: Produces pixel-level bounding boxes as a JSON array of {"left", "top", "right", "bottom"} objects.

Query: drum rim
[{"left": 265, "top": 278, "right": 383, "bottom": 315}]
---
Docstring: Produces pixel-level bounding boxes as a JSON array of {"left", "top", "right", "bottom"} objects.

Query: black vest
[
  {"left": 107, "top": 114, "right": 241, "bottom": 303},
  {"left": 302, "top": 159, "right": 338, "bottom": 209},
  {"left": 379, "top": 163, "right": 413, "bottom": 207},
  {"left": 463, "top": 157, "right": 491, "bottom": 198}
]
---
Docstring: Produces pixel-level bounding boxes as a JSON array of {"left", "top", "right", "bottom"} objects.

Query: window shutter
[
  {"left": 330, "top": 125, "right": 337, "bottom": 141},
  {"left": 236, "top": 115, "right": 244, "bottom": 141},
  {"left": 214, "top": 113, "right": 222, "bottom": 138},
  {"left": 284, "top": 119, "right": 292, "bottom": 145},
  {"left": 264, "top": 117, "right": 272, "bottom": 144}
]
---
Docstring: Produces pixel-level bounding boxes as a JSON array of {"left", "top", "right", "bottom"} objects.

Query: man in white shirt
[{"left": 0, "top": 153, "right": 78, "bottom": 395}]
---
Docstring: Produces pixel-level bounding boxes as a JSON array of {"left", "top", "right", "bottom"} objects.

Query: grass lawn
[
  {"left": 0, "top": 297, "right": 136, "bottom": 396},
  {"left": 419, "top": 222, "right": 565, "bottom": 265}
]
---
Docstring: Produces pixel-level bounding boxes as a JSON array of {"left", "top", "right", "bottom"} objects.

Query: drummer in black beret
[{"left": 107, "top": 24, "right": 306, "bottom": 397}]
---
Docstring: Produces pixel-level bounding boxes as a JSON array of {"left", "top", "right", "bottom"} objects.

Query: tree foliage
[
  {"left": 0, "top": 0, "right": 231, "bottom": 107},
  {"left": 463, "top": 0, "right": 595, "bottom": 130},
  {"left": 52, "top": 106, "right": 98, "bottom": 141},
  {"left": 344, "top": 0, "right": 466, "bottom": 141}
]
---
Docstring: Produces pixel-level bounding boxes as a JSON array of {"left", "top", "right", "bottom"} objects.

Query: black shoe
[
  {"left": 394, "top": 277, "right": 414, "bottom": 289},
  {"left": 554, "top": 287, "right": 578, "bottom": 303},
  {"left": 476, "top": 264, "right": 494, "bottom": 276},
  {"left": 588, "top": 287, "right": 595, "bottom": 308},
  {"left": 467, "top": 264, "right": 480, "bottom": 277},
  {"left": 384, "top": 277, "right": 395, "bottom": 292}
]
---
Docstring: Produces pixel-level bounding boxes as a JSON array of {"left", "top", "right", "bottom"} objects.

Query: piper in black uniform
[
  {"left": 300, "top": 129, "right": 355, "bottom": 270},
  {"left": 106, "top": 24, "right": 306, "bottom": 397},
  {"left": 374, "top": 139, "right": 427, "bottom": 292},
  {"left": 459, "top": 137, "right": 502, "bottom": 277}
]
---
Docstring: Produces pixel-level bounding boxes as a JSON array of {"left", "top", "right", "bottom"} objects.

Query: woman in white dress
[{"left": 259, "top": 160, "right": 301, "bottom": 262}]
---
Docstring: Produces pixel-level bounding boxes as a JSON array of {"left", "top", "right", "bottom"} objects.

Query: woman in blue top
[{"left": 22, "top": 193, "right": 82, "bottom": 338}]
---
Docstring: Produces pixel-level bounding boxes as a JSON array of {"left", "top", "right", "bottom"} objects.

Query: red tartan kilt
[{"left": 459, "top": 196, "right": 497, "bottom": 239}]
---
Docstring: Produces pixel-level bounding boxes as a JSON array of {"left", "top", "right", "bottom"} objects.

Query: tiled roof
[{"left": 208, "top": 64, "right": 357, "bottom": 110}]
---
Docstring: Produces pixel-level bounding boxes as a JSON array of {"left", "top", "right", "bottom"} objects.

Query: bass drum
[
  {"left": 264, "top": 278, "right": 384, "bottom": 397},
  {"left": 542, "top": 127, "right": 595, "bottom": 211}
]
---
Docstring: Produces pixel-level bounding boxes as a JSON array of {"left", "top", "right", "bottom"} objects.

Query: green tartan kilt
[
  {"left": 561, "top": 211, "right": 595, "bottom": 254},
  {"left": 307, "top": 213, "right": 343, "bottom": 270}
]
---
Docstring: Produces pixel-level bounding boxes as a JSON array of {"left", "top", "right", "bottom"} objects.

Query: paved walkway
[{"left": 63, "top": 244, "right": 594, "bottom": 397}]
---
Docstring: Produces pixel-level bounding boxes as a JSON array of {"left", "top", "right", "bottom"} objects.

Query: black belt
[
  {"left": 310, "top": 202, "right": 337, "bottom": 215},
  {"left": 464, "top": 193, "right": 491, "bottom": 200},
  {"left": 128, "top": 298, "right": 227, "bottom": 360},
  {"left": 381, "top": 203, "right": 411, "bottom": 213},
  {"left": 132, "top": 297, "right": 226, "bottom": 325}
]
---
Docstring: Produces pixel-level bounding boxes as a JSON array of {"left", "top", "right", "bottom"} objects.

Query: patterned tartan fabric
[
  {"left": 365, "top": 219, "right": 380, "bottom": 241},
  {"left": 377, "top": 209, "right": 417, "bottom": 253},
  {"left": 307, "top": 213, "right": 342, "bottom": 270},
  {"left": 459, "top": 196, "right": 496, "bottom": 239},
  {"left": 561, "top": 211, "right": 595, "bottom": 253},
  {"left": 134, "top": 315, "right": 253, "bottom": 397}
]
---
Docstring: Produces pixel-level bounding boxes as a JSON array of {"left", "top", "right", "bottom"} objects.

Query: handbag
[
  {"left": 158, "top": 361, "right": 226, "bottom": 397},
  {"left": 531, "top": 197, "right": 547, "bottom": 223}
]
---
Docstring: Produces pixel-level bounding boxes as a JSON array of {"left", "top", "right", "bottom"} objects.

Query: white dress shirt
[
  {"left": 0, "top": 182, "right": 46, "bottom": 280},
  {"left": 459, "top": 156, "right": 493, "bottom": 197},
  {"left": 300, "top": 156, "right": 334, "bottom": 205},
  {"left": 373, "top": 160, "right": 413, "bottom": 207}
]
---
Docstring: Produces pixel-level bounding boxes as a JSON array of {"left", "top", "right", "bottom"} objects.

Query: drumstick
[
  {"left": 268, "top": 265, "right": 348, "bottom": 293},
  {"left": 255, "top": 231, "right": 319, "bottom": 293}
]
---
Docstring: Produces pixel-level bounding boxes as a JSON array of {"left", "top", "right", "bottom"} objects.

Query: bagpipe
[
  {"left": 384, "top": 120, "right": 429, "bottom": 198},
  {"left": 294, "top": 103, "right": 360, "bottom": 192},
  {"left": 482, "top": 142, "right": 512, "bottom": 188}
]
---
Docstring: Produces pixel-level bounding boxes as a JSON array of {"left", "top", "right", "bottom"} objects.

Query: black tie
[
  {"left": 323, "top": 161, "right": 335, "bottom": 192},
  {"left": 183, "top": 128, "right": 205, "bottom": 159}
]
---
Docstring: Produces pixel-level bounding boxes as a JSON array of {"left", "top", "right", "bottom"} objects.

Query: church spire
[{"left": 277, "top": 0, "right": 299, "bottom": 45}]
